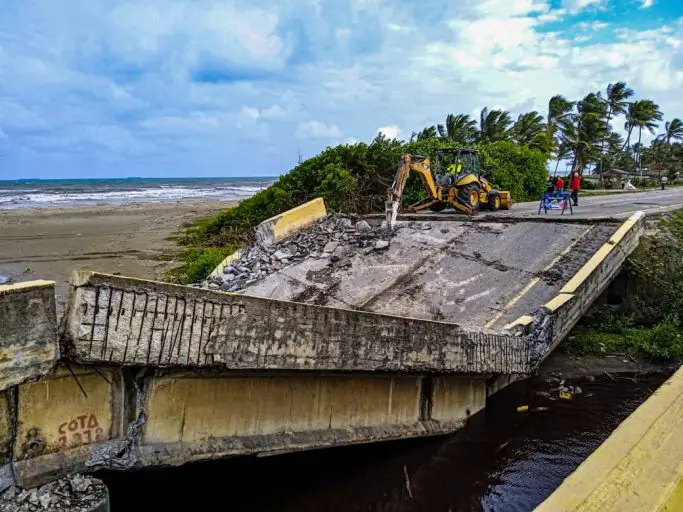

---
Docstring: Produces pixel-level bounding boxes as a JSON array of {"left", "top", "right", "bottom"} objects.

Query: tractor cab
[{"left": 433, "top": 148, "right": 484, "bottom": 188}]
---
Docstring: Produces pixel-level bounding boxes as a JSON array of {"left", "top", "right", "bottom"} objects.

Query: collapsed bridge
[{"left": 0, "top": 198, "right": 646, "bottom": 503}]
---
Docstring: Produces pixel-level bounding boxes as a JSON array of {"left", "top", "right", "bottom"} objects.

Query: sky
[{"left": 1, "top": 0, "right": 683, "bottom": 179}]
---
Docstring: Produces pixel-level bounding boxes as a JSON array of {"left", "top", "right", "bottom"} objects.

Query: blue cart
[{"left": 538, "top": 191, "right": 573, "bottom": 215}]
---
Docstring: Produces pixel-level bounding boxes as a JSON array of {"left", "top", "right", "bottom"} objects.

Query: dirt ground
[{"left": 0, "top": 200, "right": 233, "bottom": 314}]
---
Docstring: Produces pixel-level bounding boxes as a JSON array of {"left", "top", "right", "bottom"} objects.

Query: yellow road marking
[{"left": 485, "top": 225, "right": 594, "bottom": 329}]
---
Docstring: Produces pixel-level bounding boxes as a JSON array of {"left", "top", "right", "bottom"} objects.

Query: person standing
[
  {"left": 570, "top": 170, "right": 581, "bottom": 206},
  {"left": 555, "top": 176, "right": 565, "bottom": 195},
  {"left": 661, "top": 175, "right": 668, "bottom": 190}
]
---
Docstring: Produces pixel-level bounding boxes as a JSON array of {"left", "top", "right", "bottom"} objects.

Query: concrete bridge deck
[
  {"left": 239, "top": 219, "right": 619, "bottom": 333},
  {"left": 0, "top": 197, "right": 654, "bottom": 504}
]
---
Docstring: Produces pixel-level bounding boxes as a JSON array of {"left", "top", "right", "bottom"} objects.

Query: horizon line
[{"left": 0, "top": 175, "right": 280, "bottom": 183}]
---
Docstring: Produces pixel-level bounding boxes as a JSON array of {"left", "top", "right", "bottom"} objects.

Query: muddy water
[{"left": 99, "top": 373, "right": 669, "bottom": 512}]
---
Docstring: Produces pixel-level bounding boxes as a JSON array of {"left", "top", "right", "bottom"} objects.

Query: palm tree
[
  {"left": 623, "top": 99, "right": 662, "bottom": 150},
  {"left": 625, "top": 99, "right": 663, "bottom": 169},
  {"left": 437, "top": 114, "right": 478, "bottom": 144},
  {"left": 478, "top": 107, "right": 513, "bottom": 143},
  {"left": 547, "top": 95, "right": 575, "bottom": 127},
  {"left": 559, "top": 93, "right": 608, "bottom": 174},
  {"left": 512, "top": 111, "right": 545, "bottom": 144},
  {"left": 546, "top": 95, "right": 575, "bottom": 171},
  {"left": 597, "top": 81, "right": 633, "bottom": 174},
  {"left": 657, "top": 118, "right": 683, "bottom": 144},
  {"left": 409, "top": 126, "right": 437, "bottom": 142}
]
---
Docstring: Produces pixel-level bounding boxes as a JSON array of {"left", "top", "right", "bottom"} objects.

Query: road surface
[{"left": 497, "top": 187, "right": 683, "bottom": 220}]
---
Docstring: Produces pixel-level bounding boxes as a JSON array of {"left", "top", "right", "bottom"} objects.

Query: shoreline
[{"left": 0, "top": 200, "right": 234, "bottom": 314}]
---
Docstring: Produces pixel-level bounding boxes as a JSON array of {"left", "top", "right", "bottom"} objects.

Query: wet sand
[{"left": 0, "top": 201, "right": 233, "bottom": 313}]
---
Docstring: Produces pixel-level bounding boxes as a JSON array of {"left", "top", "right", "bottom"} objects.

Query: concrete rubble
[
  {"left": 203, "top": 214, "right": 395, "bottom": 292},
  {"left": 0, "top": 475, "right": 108, "bottom": 512}
]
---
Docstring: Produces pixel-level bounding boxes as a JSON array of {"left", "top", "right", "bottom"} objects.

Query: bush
[
  {"left": 479, "top": 141, "right": 548, "bottom": 202},
  {"left": 565, "top": 314, "right": 683, "bottom": 362},
  {"left": 166, "top": 246, "right": 240, "bottom": 285}
]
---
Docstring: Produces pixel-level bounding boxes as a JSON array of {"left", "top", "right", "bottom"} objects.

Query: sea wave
[{"left": 0, "top": 182, "right": 271, "bottom": 209}]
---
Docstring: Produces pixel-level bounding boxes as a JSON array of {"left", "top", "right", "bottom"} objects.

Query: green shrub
[
  {"left": 479, "top": 141, "right": 548, "bottom": 202},
  {"left": 166, "top": 246, "right": 240, "bottom": 285},
  {"left": 565, "top": 314, "right": 683, "bottom": 362}
]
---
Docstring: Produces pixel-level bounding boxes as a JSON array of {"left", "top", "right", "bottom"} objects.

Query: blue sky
[{"left": 1, "top": 0, "right": 683, "bottom": 179}]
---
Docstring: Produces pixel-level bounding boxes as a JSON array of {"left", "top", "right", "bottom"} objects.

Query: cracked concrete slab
[{"left": 239, "top": 220, "right": 619, "bottom": 332}]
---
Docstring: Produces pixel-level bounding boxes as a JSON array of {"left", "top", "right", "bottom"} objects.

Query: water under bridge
[{"left": 0, "top": 195, "right": 670, "bottom": 509}]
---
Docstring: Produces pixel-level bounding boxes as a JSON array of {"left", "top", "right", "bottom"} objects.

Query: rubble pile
[
  {"left": 0, "top": 474, "right": 108, "bottom": 512},
  {"left": 204, "top": 214, "right": 394, "bottom": 292}
]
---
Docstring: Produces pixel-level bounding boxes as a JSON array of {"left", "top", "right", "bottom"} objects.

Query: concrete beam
[
  {"left": 8, "top": 367, "right": 485, "bottom": 486},
  {"left": 61, "top": 271, "right": 534, "bottom": 374},
  {"left": 0, "top": 281, "right": 59, "bottom": 392}
]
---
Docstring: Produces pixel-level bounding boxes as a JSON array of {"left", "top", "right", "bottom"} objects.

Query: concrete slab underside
[{"left": 240, "top": 220, "right": 619, "bottom": 332}]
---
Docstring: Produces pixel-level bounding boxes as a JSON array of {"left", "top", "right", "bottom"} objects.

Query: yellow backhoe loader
[{"left": 385, "top": 148, "right": 512, "bottom": 227}]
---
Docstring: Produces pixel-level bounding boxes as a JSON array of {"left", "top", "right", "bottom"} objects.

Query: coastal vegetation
[
  {"left": 169, "top": 80, "right": 683, "bottom": 285},
  {"left": 564, "top": 209, "right": 683, "bottom": 362}
]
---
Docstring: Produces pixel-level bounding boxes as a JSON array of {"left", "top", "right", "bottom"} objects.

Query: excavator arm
[
  {"left": 386, "top": 153, "right": 477, "bottom": 228},
  {"left": 386, "top": 154, "right": 439, "bottom": 228}
]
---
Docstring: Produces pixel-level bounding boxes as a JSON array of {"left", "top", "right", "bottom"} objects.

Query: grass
[
  {"left": 164, "top": 245, "right": 240, "bottom": 285},
  {"left": 564, "top": 314, "right": 683, "bottom": 362}
]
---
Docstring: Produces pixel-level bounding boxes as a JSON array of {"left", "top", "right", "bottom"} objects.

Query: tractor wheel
[
  {"left": 459, "top": 183, "right": 480, "bottom": 209},
  {"left": 429, "top": 202, "right": 447, "bottom": 212},
  {"left": 488, "top": 192, "right": 501, "bottom": 211}
]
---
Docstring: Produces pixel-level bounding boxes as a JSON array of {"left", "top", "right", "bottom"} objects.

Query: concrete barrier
[
  {"left": 0, "top": 280, "right": 59, "bottom": 391},
  {"left": 254, "top": 197, "right": 327, "bottom": 247},
  {"left": 536, "top": 365, "right": 683, "bottom": 511},
  {"left": 61, "top": 271, "right": 534, "bottom": 374},
  {"left": 506, "top": 211, "right": 646, "bottom": 357}
]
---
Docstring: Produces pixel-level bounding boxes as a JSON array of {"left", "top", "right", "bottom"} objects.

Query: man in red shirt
[{"left": 570, "top": 170, "right": 580, "bottom": 206}]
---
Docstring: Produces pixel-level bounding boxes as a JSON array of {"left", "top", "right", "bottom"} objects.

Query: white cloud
[
  {"left": 378, "top": 126, "right": 401, "bottom": 139},
  {"left": 296, "top": 121, "right": 343, "bottom": 139},
  {"left": 641, "top": 0, "right": 654, "bottom": 7},
  {"left": 261, "top": 104, "right": 287, "bottom": 119},
  {"left": 537, "top": 9, "right": 567, "bottom": 23},
  {"left": 1, "top": 0, "right": 683, "bottom": 178},
  {"left": 562, "top": 0, "right": 605, "bottom": 15}
]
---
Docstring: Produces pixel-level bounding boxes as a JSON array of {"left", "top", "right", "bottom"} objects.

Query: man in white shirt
[{"left": 661, "top": 175, "right": 668, "bottom": 190}]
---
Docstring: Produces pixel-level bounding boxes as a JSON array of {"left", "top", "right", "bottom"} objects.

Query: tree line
[{"left": 410, "top": 81, "right": 683, "bottom": 176}]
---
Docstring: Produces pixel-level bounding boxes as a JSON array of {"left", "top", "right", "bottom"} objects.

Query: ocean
[{"left": 0, "top": 177, "right": 275, "bottom": 209}]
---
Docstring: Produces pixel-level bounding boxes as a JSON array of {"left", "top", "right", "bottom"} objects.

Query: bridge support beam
[{"left": 8, "top": 366, "right": 488, "bottom": 485}]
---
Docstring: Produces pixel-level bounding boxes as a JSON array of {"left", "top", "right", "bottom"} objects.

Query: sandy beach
[{"left": 0, "top": 200, "right": 233, "bottom": 313}]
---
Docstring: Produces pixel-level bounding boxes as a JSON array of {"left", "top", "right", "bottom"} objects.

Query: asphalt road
[{"left": 500, "top": 187, "right": 683, "bottom": 220}]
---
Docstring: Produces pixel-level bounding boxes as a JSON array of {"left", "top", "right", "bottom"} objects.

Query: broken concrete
[
  {"left": 0, "top": 474, "right": 109, "bottom": 512},
  {"left": 203, "top": 214, "right": 395, "bottom": 294},
  {"left": 0, "top": 281, "right": 59, "bottom": 391}
]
